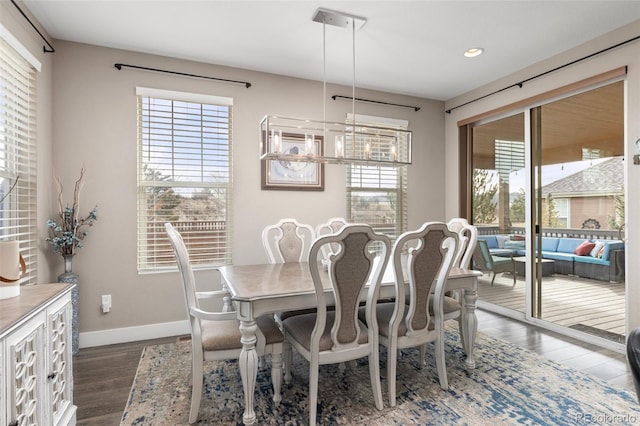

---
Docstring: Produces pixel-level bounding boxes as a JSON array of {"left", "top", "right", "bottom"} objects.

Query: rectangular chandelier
[{"left": 259, "top": 115, "right": 412, "bottom": 166}]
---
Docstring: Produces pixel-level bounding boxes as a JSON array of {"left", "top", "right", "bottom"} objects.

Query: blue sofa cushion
[
  {"left": 504, "top": 240, "right": 525, "bottom": 250},
  {"left": 574, "top": 255, "right": 609, "bottom": 266},
  {"left": 557, "top": 238, "right": 587, "bottom": 254},
  {"left": 594, "top": 240, "right": 624, "bottom": 262},
  {"left": 540, "top": 237, "right": 560, "bottom": 252},
  {"left": 541, "top": 251, "right": 575, "bottom": 262},
  {"left": 495, "top": 235, "right": 510, "bottom": 249},
  {"left": 479, "top": 235, "right": 498, "bottom": 249}
]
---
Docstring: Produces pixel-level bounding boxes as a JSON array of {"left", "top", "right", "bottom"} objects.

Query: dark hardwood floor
[
  {"left": 73, "top": 336, "right": 181, "bottom": 426},
  {"left": 74, "top": 310, "right": 635, "bottom": 425}
]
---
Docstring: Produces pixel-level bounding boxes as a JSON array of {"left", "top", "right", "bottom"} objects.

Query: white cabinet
[{"left": 1, "top": 284, "right": 76, "bottom": 426}]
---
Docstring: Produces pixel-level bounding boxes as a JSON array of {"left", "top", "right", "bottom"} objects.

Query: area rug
[{"left": 121, "top": 328, "right": 640, "bottom": 425}]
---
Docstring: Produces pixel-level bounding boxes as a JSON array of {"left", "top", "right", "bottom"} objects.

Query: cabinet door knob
[{"left": 47, "top": 372, "right": 57, "bottom": 380}]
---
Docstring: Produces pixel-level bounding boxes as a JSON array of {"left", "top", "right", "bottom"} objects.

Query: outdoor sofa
[{"left": 478, "top": 235, "right": 625, "bottom": 283}]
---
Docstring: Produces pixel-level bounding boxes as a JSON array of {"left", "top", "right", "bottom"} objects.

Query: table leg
[
  {"left": 239, "top": 319, "right": 259, "bottom": 425},
  {"left": 461, "top": 285, "right": 478, "bottom": 370}
]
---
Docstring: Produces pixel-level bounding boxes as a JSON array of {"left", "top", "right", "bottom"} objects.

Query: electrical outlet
[{"left": 101, "top": 294, "right": 111, "bottom": 313}]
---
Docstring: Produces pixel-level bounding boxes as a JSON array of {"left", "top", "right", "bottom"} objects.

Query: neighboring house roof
[{"left": 541, "top": 156, "right": 623, "bottom": 198}]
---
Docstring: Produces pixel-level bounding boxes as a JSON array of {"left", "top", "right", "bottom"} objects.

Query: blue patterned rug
[{"left": 121, "top": 327, "right": 640, "bottom": 425}]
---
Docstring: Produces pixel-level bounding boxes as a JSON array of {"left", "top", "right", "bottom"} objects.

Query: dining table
[{"left": 219, "top": 261, "right": 482, "bottom": 425}]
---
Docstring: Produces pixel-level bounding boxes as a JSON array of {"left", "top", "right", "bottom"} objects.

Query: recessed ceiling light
[{"left": 464, "top": 47, "right": 484, "bottom": 58}]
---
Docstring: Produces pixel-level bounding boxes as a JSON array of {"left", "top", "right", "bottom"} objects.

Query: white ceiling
[{"left": 21, "top": 1, "right": 640, "bottom": 101}]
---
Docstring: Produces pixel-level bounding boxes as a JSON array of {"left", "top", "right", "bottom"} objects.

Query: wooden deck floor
[{"left": 477, "top": 271, "right": 625, "bottom": 340}]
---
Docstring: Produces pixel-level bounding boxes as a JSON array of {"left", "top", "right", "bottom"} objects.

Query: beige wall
[
  {"left": 444, "top": 20, "right": 640, "bottom": 331},
  {"left": 48, "top": 40, "right": 444, "bottom": 339},
  {"left": 7, "top": 0, "right": 638, "bottom": 346},
  {"left": 570, "top": 197, "right": 617, "bottom": 230}
]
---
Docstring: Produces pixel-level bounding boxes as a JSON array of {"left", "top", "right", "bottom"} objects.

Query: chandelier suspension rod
[
  {"left": 352, "top": 17, "right": 356, "bottom": 121},
  {"left": 323, "top": 15, "right": 327, "bottom": 135}
]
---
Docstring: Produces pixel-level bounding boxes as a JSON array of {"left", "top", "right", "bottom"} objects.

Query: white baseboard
[{"left": 79, "top": 320, "right": 190, "bottom": 348}]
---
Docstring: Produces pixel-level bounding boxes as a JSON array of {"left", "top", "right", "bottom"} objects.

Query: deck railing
[
  {"left": 144, "top": 219, "right": 399, "bottom": 267},
  {"left": 476, "top": 226, "right": 623, "bottom": 241},
  {"left": 146, "top": 220, "right": 228, "bottom": 267}
]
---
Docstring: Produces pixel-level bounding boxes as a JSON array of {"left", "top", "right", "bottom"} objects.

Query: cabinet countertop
[{"left": 0, "top": 284, "right": 74, "bottom": 336}]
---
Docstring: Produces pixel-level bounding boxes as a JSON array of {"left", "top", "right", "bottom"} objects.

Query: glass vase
[{"left": 63, "top": 253, "right": 74, "bottom": 273}]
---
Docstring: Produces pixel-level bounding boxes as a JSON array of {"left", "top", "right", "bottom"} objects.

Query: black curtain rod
[
  {"left": 11, "top": 0, "right": 55, "bottom": 53},
  {"left": 114, "top": 63, "right": 252, "bottom": 88},
  {"left": 332, "top": 95, "right": 421, "bottom": 111},
  {"left": 445, "top": 34, "right": 640, "bottom": 114}
]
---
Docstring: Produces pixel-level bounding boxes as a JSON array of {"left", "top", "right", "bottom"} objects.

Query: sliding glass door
[
  {"left": 471, "top": 113, "right": 526, "bottom": 315},
  {"left": 532, "top": 82, "right": 625, "bottom": 343},
  {"left": 470, "top": 81, "right": 625, "bottom": 345}
]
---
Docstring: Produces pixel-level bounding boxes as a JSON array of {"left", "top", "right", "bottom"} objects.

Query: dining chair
[
  {"left": 447, "top": 217, "right": 478, "bottom": 270},
  {"left": 627, "top": 327, "right": 640, "bottom": 403},
  {"left": 282, "top": 224, "right": 391, "bottom": 425},
  {"left": 261, "top": 218, "right": 315, "bottom": 381},
  {"left": 315, "top": 217, "right": 349, "bottom": 263},
  {"left": 262, "top": 218, "right": 315, "bottom": 264},
  {"left": 165, "top": 223, "right": 284, "bottom": 424},
  {"left": 364, "top": 222, "right": 458, "bottom": 406},
  {"left": 436, "top": 219, "right": 479, "bottom": 351},
  {"left": 472, "top": 239, "right": 516, "bottom": 286}
]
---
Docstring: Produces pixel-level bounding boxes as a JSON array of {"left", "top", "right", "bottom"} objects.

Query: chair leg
[
  {"left": 435, "top": 333, "right": 449, "bottom": 391},
  {"left": 418, "top": 344, "right": 427, "bottom": 368},
  {"left": 283, "top": 340, "right": 292, "bottom": 384},
  {"left": 511, "top": 263, "right": 516, "bottom": 286},
  {"left": 189, "top": 356, "right": 204, "bottom": 424},
  {"left": 491, "top": 271, "right": 497, "bottom": 286},
  {"left": 271, "top": 351, "right": 282, "bottom": 405},
  {"left": 387, "top": 342, "right": 398, "bottom": 407},
  {"left": 309, "top": 358, "right": 319, "bottom": 426},
  {"left": 369, "top": 348, "right": 384, "bottom": 410}
]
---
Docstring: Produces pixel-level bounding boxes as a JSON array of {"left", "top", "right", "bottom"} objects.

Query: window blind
[
  {"left": 0, "top": 33, "right": 38, "bottom": 285},
  {"left": 136, "top": 88, "right": 233, "bottom": 271},
  {"left": 346, "top": 114, "right": 408, "bottom": 240}
]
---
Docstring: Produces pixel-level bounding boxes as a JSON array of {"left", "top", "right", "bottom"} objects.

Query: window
[
  {"left": 136, "top": 88, "right": 232, "bottom": 271},
  {"left": 346, "top": 114, "right": 408, "bottom": 240},
  {"left": 0, "top": 27, "right": 40, "bottom": 285},
  {"left": 554, "top": 198, "right": 569, "bottom": 228}
]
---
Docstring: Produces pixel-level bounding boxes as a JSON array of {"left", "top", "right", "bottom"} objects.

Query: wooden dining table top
[{"left": 219, "top": 261, "right": 480, "bottom": 302}]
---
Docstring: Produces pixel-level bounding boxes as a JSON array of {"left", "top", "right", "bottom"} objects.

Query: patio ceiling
[{"left": 472, "top": 81, "right": 624, "bottom": 169}]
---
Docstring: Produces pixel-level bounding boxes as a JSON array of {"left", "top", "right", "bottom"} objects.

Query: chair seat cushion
[
  {"left": 201, "top": 319, "right": 243, "bottom": 351},
  {"left": 276, "top": 305, "right": 335, "bottom": 322},
  {"left": 277, "top": 308, "right": 318, "bottom": 322},
  {"left": 283, "top": 311, "right": 367, "bottom": 351},
  {"left": 257, "top": 314, "right": 285, "bottom": 344},
  {"left": 429, "top": 296, "right": 462, "bottom": 316},
  {"left": 360, "top": 302, "right": 435, "bottom": 338},
  {"left": 201, "top": 314, "right": 283, "bottom": 351},
  {"left": 401, "top": 295, "right": 461, "bottom": 316}
]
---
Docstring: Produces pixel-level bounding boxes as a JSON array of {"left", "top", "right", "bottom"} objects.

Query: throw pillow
[
  {"left": 597, "top": 246, "right": 605, "bottom": 258},
  {"left": 590, "top": 241, "right": 605, "bottom": 257},
  {"left": 574, "top": 240, "right": 596, "bottom": 256}
]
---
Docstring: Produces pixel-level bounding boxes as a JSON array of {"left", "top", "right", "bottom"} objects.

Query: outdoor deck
[{"left": 477, "top": 271, "right": 625, "bottom": 342}]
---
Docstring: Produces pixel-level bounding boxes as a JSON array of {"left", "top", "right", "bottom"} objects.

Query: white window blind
[
  {"left": 346, "top": 114, "right": 408, "bottom": 240},
  {"left": 0, "top": 33, "right": 38, "bottom": 285},
  {"left": 136, "top": 88, "right": 233, "bottom": 271}
]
